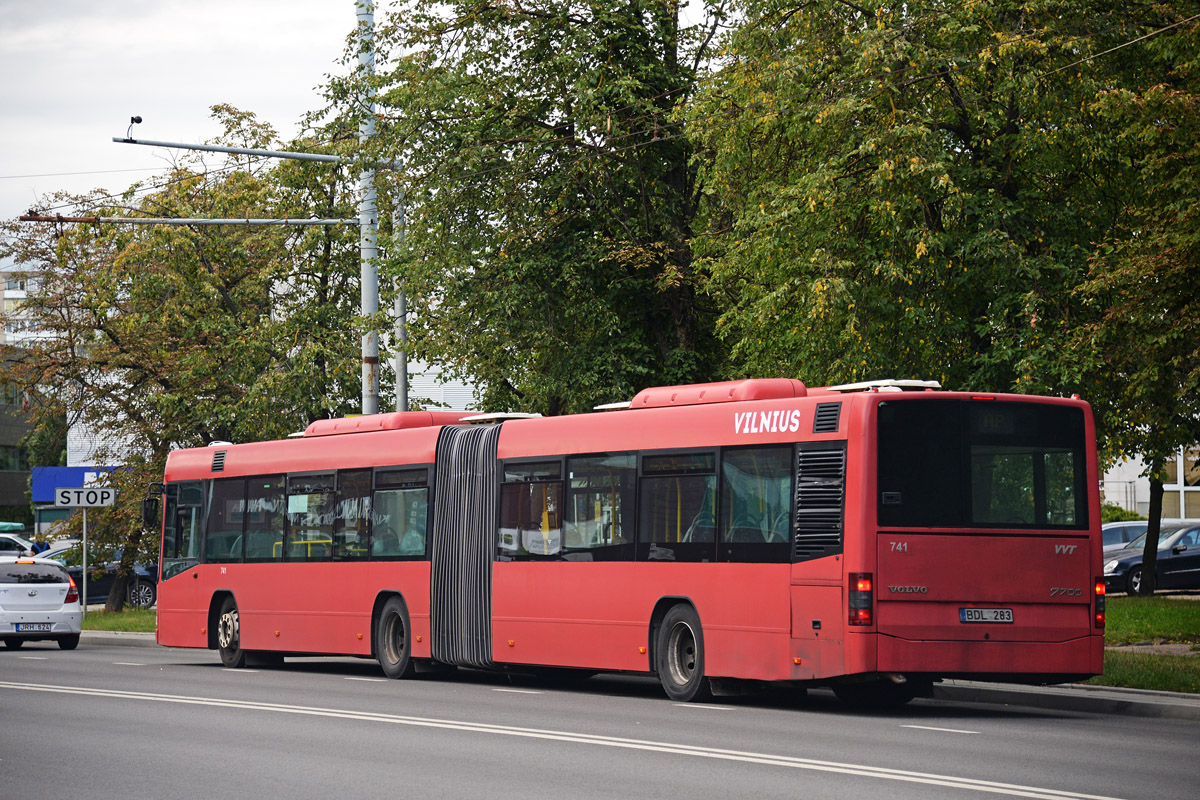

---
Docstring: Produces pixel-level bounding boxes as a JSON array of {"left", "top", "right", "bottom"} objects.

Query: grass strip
[
  {"left": 1087, "top": 650, "right": 1200, "bottom": 694},
  {"left": 1104, "top": 595, "right": 1200, "bottom": 644},
  {"left": 82, "top": 608, "right": 155, "bottom": 633}
]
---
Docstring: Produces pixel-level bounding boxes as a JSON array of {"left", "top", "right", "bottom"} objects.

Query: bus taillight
[
  {"left": 1094, "top": 578, "right": 1105, "bottom": 628},
  {"left": 849, "top": 573, "right": 873, "bottom": 626}
]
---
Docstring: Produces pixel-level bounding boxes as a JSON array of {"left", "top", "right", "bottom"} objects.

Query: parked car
[
  {"left": 0, "top": 533, "right": 34, "bottom": 557},
  {"left": 1103, "top": 524, "right": 1200, "bottom": 594},
  {"left": 1102, "top": 520, "right": 1149, "bottom": 554},
  {"left": 0, "top": 556, "right": 82, "bottom": 650},
  {"left": 41, "top": 545, "right": 157, "bottom": 608}
]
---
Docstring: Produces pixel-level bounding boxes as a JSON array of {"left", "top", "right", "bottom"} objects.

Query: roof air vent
[{"left": 813, "top": 402, "right": 842, "bottom": 433}]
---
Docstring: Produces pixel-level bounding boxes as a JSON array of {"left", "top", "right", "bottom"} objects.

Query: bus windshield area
[{"left": 877, "top": 400, "right": 1087, "bottom": 530}]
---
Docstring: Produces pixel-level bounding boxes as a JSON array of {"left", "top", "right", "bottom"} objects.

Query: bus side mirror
[{"left": 142, "top": 497, "right": 161, "bottom": 531}]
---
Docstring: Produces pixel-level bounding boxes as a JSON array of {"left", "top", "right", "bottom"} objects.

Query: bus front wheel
[
  {"left": 655, "top": 605, "right": 713, "bottom": 703},
  {"left": 376, "top": 596, "right": 415, "bottom": 679},
  {"left": 217, "top": 597, "right": 246, "bottom": 668}
]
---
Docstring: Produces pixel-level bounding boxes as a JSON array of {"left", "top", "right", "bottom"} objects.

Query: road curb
[
  {"left": 80, "top": 630, "right": 159, "bottom": 648},
  {"left": 935, "top": 680, "right": 1200, "bottom": 721},
  {"left": 78, "top": 631, "right": 1200, "bottom": 718}
]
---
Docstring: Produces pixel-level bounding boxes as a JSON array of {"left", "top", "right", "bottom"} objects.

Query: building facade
[{"left": 1103, "top": 447, "right": 1200, "bottom": 519}]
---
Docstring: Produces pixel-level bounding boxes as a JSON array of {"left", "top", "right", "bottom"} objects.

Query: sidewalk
[{"left": 78, "top": 631, "right": 1200, "bottom": 720}]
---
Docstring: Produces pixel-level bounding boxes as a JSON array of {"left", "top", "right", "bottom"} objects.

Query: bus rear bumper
[{"left": 875, "top": 634, "right": 1104, "bottom": 679}]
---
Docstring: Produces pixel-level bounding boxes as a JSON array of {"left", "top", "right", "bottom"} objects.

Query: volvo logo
[{"left": 888, "top": 585, "right": 928, "bottom": 594}]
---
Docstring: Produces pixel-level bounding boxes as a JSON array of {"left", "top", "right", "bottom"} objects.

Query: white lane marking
[
  {"left": 494, "top": 688, "right": 542, "bottom": 694},
  {"left": 18, "top": 656, "right": 48, "bottom": 660},
  {"left": 114, "top": 662, "right": 146, "bottom": 667},
  {"left": 0, "top": 680, "right": 1125, "bottom": 800},
  {"left": 902, "top": 725, "right": 981, "bottom": 735},
  {"left": 673, "top": 703, "right": 733, "bottom": 711},
  {"left": 345, "top": 677, "right": 386, "bottom": 683},
  {"left": 221, "top": 669, "right": 259, "bottom": 673}
]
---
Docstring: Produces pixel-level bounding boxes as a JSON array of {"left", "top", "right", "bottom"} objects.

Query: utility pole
[
  {"left": 393, "top": 202, "right": 408, "bottom": 412},
  {"left": 357, "top": 0, "right": 380, "bottom": 415}
]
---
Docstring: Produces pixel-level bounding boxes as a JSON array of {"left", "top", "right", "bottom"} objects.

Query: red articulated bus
[{"left": 148, "top": 378, "right": 1104, "bottom": 705}]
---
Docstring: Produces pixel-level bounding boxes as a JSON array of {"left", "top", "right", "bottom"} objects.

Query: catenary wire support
[
  {"left": 25, "top": 3, "right": 403, "bottom": 416},
  {"left": 19, "top": 215, "right": 356, "bottom": 226}
]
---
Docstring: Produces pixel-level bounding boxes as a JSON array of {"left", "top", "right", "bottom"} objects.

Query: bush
[{"left": 1102, "top": 503, "right": 1145, "bottom": 523}]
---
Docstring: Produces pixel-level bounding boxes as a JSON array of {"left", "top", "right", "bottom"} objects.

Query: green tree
[
  {"left": 333, "top": 1, "right": 729, "bottom": 414},
  {"left": 1066, "top": 46, "right": 1200, "bottom": 593},
  {"left": 688, "top": 0, "right": 1171, "bottom": 390},
  {"left": 0, "top": 107, "right": 363, "bottom": 609}
]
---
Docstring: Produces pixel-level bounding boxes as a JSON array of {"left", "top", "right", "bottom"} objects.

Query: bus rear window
[{"left": 877, "top": 400, "right": 1087, "bottom": 530}]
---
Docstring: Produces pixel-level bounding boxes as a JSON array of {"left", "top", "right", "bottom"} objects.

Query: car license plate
[
  {"left": 15, "top": 623, "right": 52, "bottom": 632},
  {"left": 960, "top": 608, "right": 1013, "bottom": 624}
]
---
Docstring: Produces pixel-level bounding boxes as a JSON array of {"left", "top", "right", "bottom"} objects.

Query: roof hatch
[
  {"left": 304, "top": 411, "right": 471, "bottom": 437},
  {"left": 630, "top": 379, "right": 807, "bottom": 409}
]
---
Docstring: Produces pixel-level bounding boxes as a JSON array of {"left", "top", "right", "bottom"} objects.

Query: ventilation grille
[
  {"left": 211, "top": 451, "right": 226, "bottom": 473},
  {"left": 793, "top": 444, "right": 846, "bottom": 562},
  {"left": 813, "top": 402, "right": 842, "bottom": 433}
]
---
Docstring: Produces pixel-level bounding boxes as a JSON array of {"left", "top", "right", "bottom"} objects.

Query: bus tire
[
  {"left": 656, "top": 604, "right": 713, "bottom": 703},
  {"left": 216, "top": 596, "right": 246, "bottom": 668},
  {"left": 376, "top": 596, "right": 415, "bottom": 679}
]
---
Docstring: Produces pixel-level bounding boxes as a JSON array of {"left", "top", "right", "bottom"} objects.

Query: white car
[
  {"left": 0, "top": 556, "right": 82, "bottom": 650},
  {"left": 0, "top": 533, "right": 35, "bottom": 557}
]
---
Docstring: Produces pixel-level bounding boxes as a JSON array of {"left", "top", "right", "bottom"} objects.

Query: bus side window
[
  {"left": 719, "top": 447, "right": 793, "bottom": 564},
  {"left": 498, "top": 461, "right": 563, "bottom": 560},
  {"left": 372, "top": 468, "right": 430, "bottom": 559},
  {"left": 638, "top": 452, "right": 717, "bottom": 563},
  {"left": 563, "top": 454, "right": 636, "bottom": 561},
  {"left": 286, "top": 473, "right": 335, "bottom": 561},
  {"left": 333, "top": 469, "right": 372, "bottom": 561},
  {"left": 244, "top": 476, "right": 285, "bottom": 561},
  {"left": 162, "top": 481, "right": 204, "bottom": 580},
  {"left": 205, "top": 478, "right": 247, "bottom": 563}
]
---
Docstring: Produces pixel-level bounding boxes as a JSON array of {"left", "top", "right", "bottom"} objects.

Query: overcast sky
[{"left": 0, "top": 0, "right": 357, "bottom": 228}]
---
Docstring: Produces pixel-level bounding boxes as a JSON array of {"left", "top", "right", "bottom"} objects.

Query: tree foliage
[
  {"left": 1062, "top": 25, "right": 1200, "bottom": 591},
  {"left": 688, "top": 0, "right": 1185, "bottom": 390},
  {"left": 0, "top": 107, "right": 363, "bottom": 607},
  {"left": 1, "top": 4, "right": 1197, "bottom": 604},
  {"left": 332, "top": 0, "right": 731, "bottom": 414}
]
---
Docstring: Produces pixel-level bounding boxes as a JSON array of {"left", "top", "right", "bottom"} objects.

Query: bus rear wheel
[
  {"left": 376, "top": 596, "right": 415, "bottom": 679},
  {"left": 217, "top": 597, "right": 246, "bottom": 668},
  {"left": 656, "top": 605, "right": 713, "bottom": 703}
]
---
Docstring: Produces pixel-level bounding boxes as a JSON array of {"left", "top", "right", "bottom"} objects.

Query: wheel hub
[
  {"left": 666, "top": 622, "right": 697, "bottom": 685},
  {"left": 218, "top": 610, "right": 238, "bottom": 649}
]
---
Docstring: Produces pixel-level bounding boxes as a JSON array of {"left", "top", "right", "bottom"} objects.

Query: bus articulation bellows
[{"left": 148, "top": 378, "right": 1104, "bottom": 706}]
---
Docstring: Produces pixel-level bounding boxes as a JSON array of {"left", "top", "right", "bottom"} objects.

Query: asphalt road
[{"left": 1, "top": 643, "right": 1195, "bottom": 800}]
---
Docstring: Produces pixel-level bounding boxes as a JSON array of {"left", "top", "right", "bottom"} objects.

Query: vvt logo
[{"left": 1055, "top": 544, "right": 1078, "bottom": 555}]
